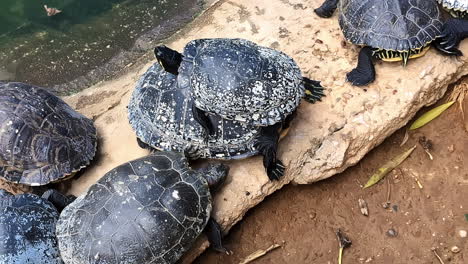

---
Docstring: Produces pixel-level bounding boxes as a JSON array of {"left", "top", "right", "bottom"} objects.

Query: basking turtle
[
  {"left": 437, "top": 0, "right": 468, "bottom": 17},
  {"left": 0, "top": 82, "right": 97, "bottom": 186},
  {"left": 0, "top": 189, "right": 73, "bottom": 264},
  {"left": 128, "top": 63, "right": 293, "bottom": 180},
  {"left": 153, "top": 38, "right": 325, "bottom": 133},
  {"left": 56, "top": 152, "right": 229, "bottom": 264},
  {"left": 314, "top": 0, "right": 468, "bottom": 86}
]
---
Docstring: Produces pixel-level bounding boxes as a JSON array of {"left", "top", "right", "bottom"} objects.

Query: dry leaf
[
  {"left": 363, "top": 145, "right": 417, "bottom": 188},
  {"left": 239, "top": 244, "right": 281, "bottom": 264},
  {"left": 410, "top": 102, "right": 455, "bottom": 130}
]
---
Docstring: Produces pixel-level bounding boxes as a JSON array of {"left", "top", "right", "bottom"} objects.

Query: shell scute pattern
[
  {"left": 128, "top": 63, "right": 262, "bottom": 160},
  {"left": 56, "top": 153, "right": 211, "bottom": 264},
  {"left": 180, "top": 38, "right": 303, "bottom": 126},
  {"left": 339, "top": 0, "right": 444, "bottom": 51},
  {"left": 0, "top": 190, "right": 62, "bottom": 264},
  {"left": 0, "top": 82, "right": 97, "bottom": 186}
]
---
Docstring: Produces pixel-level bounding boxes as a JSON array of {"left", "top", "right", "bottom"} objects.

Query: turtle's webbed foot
[
  {"left": 314, "top": 0, "right": 339, "bottom": 18},
  {"left": 346, "top": 46, "right": 375, "bottom": 86},
  {"left": 303, "top": 78, "right": 325, "bottom": 103},
  {"left": 434, "top": 19, "right": 468, "bottom": 56},
  {"left": 205, "top": 218, "right": 229, "bottom": 254},
  {"left": 255, "top": 123, "right": 285, "bottom": 181},
  {"left": 346, "top": 68, "right": 375, "bottom": 86},
  {"left": 267, "top": 160, "right": 285, "bottom": 181}
]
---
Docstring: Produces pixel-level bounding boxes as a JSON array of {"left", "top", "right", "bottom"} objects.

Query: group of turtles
[{"left": 0, "top": 0, "right": 467, "bottom": 263}]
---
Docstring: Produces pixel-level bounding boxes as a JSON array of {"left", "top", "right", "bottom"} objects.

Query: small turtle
[
  {"left": 0, "top": 82, "right": 97, "bottom": 186},
  {"left": 153, "top": 38, "right": 325, "bottom": 133},
  {"left": 128, "top": 63, "right": 293, "bottom": 180},
  {"left": 314, "top": 0, "right": 468, "bottom": 86},
  {"left": 437, "top": 0, "right": 468, "bottom": 17},
  {"left": 0, "top": 189, "right": 73, "bottom": 264},
  {"left": 56, "top": 152, "right": 229, "bottom": 264}
]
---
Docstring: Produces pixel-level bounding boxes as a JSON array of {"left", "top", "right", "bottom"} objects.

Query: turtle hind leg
[
  {"left": 434, "top": 18, "right": 468, "bottom": 56},
  {"left": 254, "top": 123, "right": 285, "bottom": 181},
  {"left": 154, "top": 45, "right": 183, "bottom": 75},
  {"left": 346, "top": 46, "right": 376, "bottom": 86},
  {"left": 205, "top": 218, "right": 229, "bottom": 254},
  {"left": 192, "top": 103, "right": 215, "bottom": 141},
  {"left": 314, "top": 0, "right": 339, "bottom": 18},
  {"left": 303, "top": 78, "right": 325, "bottom": 103},
  {"left": 42, "top": 189, "right": 76, "bottom": 213}
]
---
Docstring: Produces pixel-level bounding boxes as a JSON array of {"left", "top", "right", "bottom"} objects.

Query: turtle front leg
[
  {"left": 42, "top": 189, "right": 76, "bottom": 213},
  {"left": 205, "top": 218, "right": 229, "bottom": 254},
  {"left": 434, "top": 18, "right": 468, "bottom": 56},
  {"left": 303, "top": 78, "right": 325, "bottom": 103},
  {"left": 314, "top": 0, "right": 339, "bottom": 18},
  {"left": 154, "top": 45, "right": 183, "bottom": 75},
  {"left": 346, "top": 46, "right": 376, "bottom": 86},
  {"left": 192, "top": 103, "right": 215, "bottom": 141},
  {"left": 254, "top": 123, "right": 285, "bottom": 181}
]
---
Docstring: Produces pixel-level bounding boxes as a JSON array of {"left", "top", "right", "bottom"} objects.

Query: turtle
[
  {"left": 0, "top": 188, "right": 74, "bottom": 264},
  {"left": 153, "top": 38, "right": 325, "bottom": 136},
  {"left": 437, "top": 0, "right": 468, "bottom": 17},
  {"left": 0, "top": 82, "right": 97, "bottom": 186},
  {"left": 56, "top": 152, "right": 229, "bottom": 264},
  {"left": 128, "top": 62, "right": 295, "bottom": 181},
  {"left": 314, "top": 0, "right": 468, "bottom": 86}
]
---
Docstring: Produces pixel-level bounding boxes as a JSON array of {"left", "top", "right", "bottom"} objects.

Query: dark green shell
[
  {"left": 56, "top": 152, "right": 211, "bottom": 264},
  {"left": 0, "top": 189, "right": 62, "bottom": 263},
  {"left": 128, "top": 63, "right": 262, "bottom": 160},
  {"left": 339, "top": 0, "right": 444, "bottom": 51},
  {"left": 0, "top": 82, "right": 97, "bottom": 186}
]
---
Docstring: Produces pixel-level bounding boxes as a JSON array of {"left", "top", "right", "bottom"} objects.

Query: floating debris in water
[{"left": 44, "top": 5, "right": 62, "bottom": 16}]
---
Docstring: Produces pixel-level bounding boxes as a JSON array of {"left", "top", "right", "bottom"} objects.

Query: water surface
[{"left": 0, "top": 0, "right": 203, "bottom": 94}]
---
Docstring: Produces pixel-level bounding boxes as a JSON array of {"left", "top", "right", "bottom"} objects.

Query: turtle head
[
  {"left": 199, "top": 163, "right": 230, "bottom": 192},
  {"left": 154, "top": 45, "right": 182, "bottom": 75}
]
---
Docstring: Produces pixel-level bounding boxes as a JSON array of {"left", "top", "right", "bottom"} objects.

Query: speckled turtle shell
[
  {"left": 56, "top": 152, "right": 216, "bottom": 264},
  {"left": 339, "top": 0, "right": 444, "bottom": 51},
  {"left": 0, "top": 82, "right": 97, "bottom": 186},
  {"left": 0, "top": 189, "right": 62, "bottom": 264},
  {"left": 437, "top": 0, "right": 468, "bottom": 16},
  {"left": 179, "top": 38, "right": 303, "bottom": 126},
  {"left": 128, "top": 63, "right": 262, "bottom": 160}
]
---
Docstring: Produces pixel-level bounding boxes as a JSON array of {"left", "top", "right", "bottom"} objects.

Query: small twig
[
  {"left": 431, "top": 248, "right": 445, "bottom": 264},
  {"left": 239, "top": 244, "right": 281, "bottom": 264},
  {"left": 424, "top": 149, "right": 434, "bottom": 160},
  {"left": 386, "top": 177, "right": 391, "bottom": 202},
  {"left": 400, "top": 129, "right": 409, "bottom": 146}
]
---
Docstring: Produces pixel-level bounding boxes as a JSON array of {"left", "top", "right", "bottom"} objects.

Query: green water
[{"left": 0, "top": 0, "right": 202, "bottom": 94}]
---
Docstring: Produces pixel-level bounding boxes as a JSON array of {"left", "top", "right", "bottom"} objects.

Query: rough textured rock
[{"left": 62, "top": 0, "right": 468, "bottom": 262}]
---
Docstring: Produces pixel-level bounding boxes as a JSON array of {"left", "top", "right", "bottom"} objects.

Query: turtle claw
[
  {"left": 267, "top": 160, "right": 285, "bottom": 181},
  {"left": 435, "top": 18, "right": 468, "bottom": 57},
  {"left": 303, "top": 78, "right": 325, "bottom": 103}
]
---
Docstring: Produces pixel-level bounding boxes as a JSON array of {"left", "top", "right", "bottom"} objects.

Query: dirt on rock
[{"left": 196, "top": 83, "right": 468, "bottom": 263}]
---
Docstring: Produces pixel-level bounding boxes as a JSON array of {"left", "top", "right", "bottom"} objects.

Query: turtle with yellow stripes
[{"left": 314, "top": 0, "right": 467, "bottom": 86}]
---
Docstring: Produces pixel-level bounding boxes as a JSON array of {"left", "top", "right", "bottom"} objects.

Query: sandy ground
[{"left": 197, "top": 82, "right": 468, "bottom": 263}]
